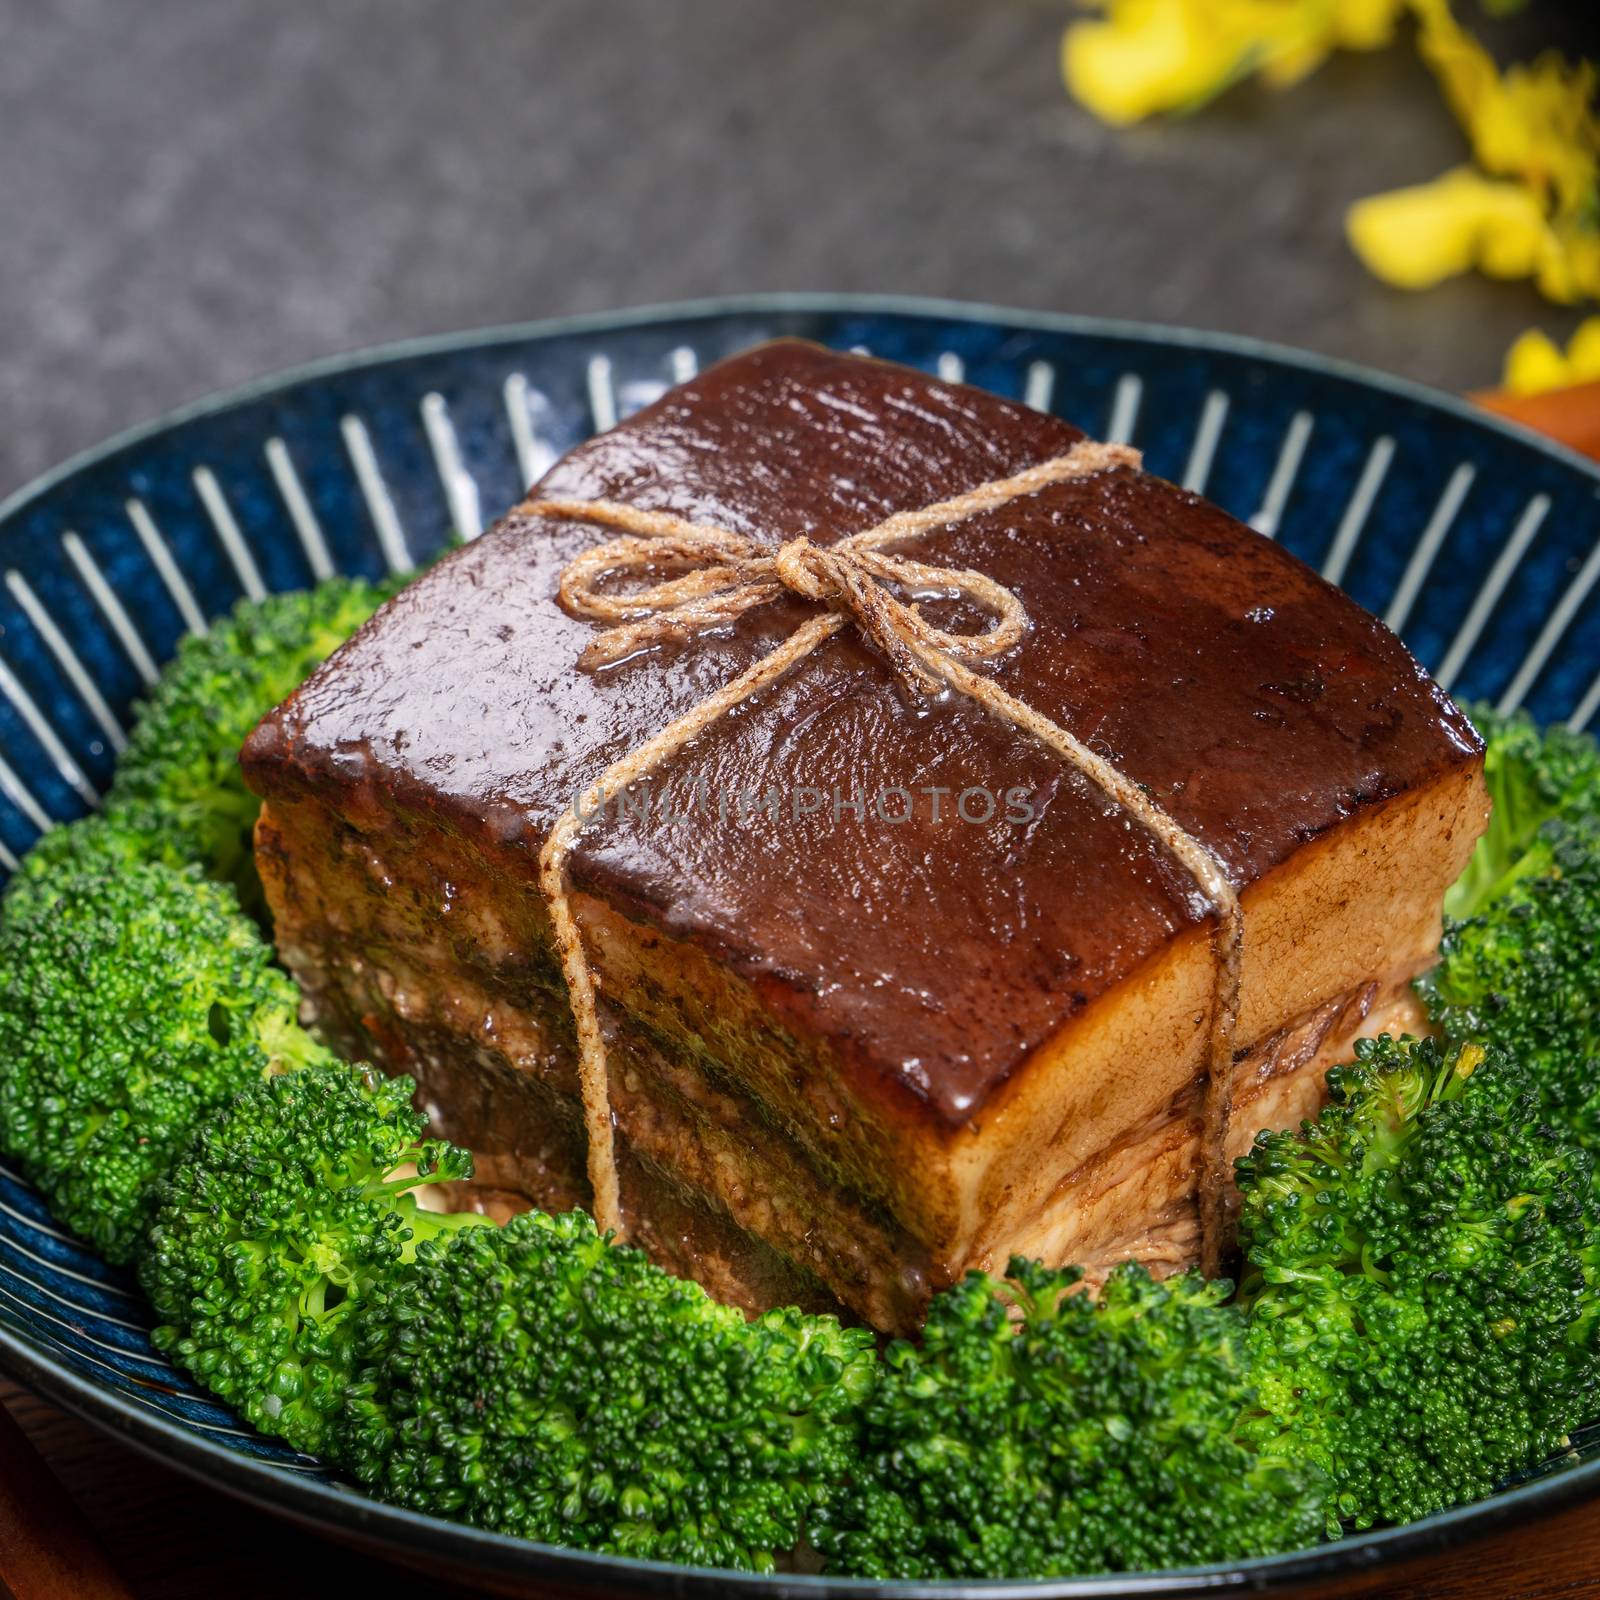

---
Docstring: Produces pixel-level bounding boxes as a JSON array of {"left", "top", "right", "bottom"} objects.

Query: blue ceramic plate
[{"left": 1, "top": 296, "right": 1597, "bottom": 1597}]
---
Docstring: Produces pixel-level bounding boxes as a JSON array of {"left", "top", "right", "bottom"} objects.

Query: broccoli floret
[
  {"left": 0, "top": 854, "right": 327, "bottom": 1262},
  {"left": 102, "top": 579, "right": 394, "bottom": 899},
  {"left": 1236, "top": 1034, "right": 1600, "bottom": 1534},
  {"left": 1444, "top": 706, "right": 1599, "bottom": 923},
  {"left": 813, "top": 1260, "right": 1323, "bottom": 1579},
  {"left": 1422, "top": 829, "right": 1600, "bottom": 1141},
  {"left": 142, "top": 1062, "right": 485, "bottom": 1457},
  {"left": 339, "top": 1210, "right": 877, "bottom": 1572},
  {"left": 0, "top": 579, "right": 390, "bottom": 1259},
  {"left": 1420, "top": 708, "right": 1600, "bottom": 1142},
  {"left": 2, "top": 815, "right": 170, "bottom": 922}
]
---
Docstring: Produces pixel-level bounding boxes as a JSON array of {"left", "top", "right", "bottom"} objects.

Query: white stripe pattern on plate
[
  {"left": 340, "top": 416, "right": 413, "bottom": 574},
  {"left": 502, "top": 373, "right": 553, "bottom": 490},
  {"left": 587, "top": 354, "right": 618, "bottom": 433},
  {"left": 1435, "top": 493, "right": 1552, "bottom": 692},
  {"left": 126, "top": 499, "right": 208, "bottom": 636},
  {"left": 3, "top": 572, "right": 126, "bottom": 751},
  {"left": 1105, "top": 374, "right": 1142, "bottom": 446},
  {"left": 1570, "top": 667, "right": 1600, "bottom": 732},
  {"left": 1320, "top": 435, "right": 1395, "bottom": 587},
  {"left": 0, "top": 748, "right": 51, "bottom": 834},
  {"left": 61, "top": 532, "right": 159, "bottom": 685},
  {"left": 0, "top": 1289, "right": 169, "bottom": 1369},
  {"left": 264, "top": 437, "right": 336, "bottom": 582},
  {"left": 618, "top": 380, "right": 671, "bottom": 418},
  {"left": 0, "top": 656, "right": 97, "bottom": 804},
  {"left": 0, "top": 1190, "right": 80, "bottom": 1246},
  {"left": 421, "top": 393, "right": 483, "bottom": 541},
  {"left": 936, "top": 352, "right": 965, "bottom": 384},
  {"left": 1383, "top": 463, "right": 1476, "bottom": 635},
  {"left": 1024, "top": 360, "right": 1055, "bottom": 413},
  {"left": 1496, "top": 532, "right": 1600, "bottom": 714},
  {"left": 670, "top": 345, "right": 698, "bottom": 384},
  {"left": 0, "top": 1284, "right": 178, "bottom": 1380},
  {"left": 0, "top": 838, "right": 16, "bottom": 871},
  {"left": 1182, "top": 390, "right": 1230, "bottom": 494},
  {"left": 0, "top": 1283, "right": 314, "bottom": 1453},
  {"left": 0, "top": 1226, "right": 139, "bottom": 1302},
  {"left": 0, "top": 1254, "right": 146, "bottom": 1333},
  {"left": 1249, "top": 410, "right": 1314, "bottom": 538},
  {"left": 192, "top": 468, "right": 267, "bottom": 601}
]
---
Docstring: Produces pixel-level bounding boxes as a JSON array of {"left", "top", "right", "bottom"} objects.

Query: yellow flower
[
  {"left": 1503, "top": 315, "right": 1600, "bottom": 395},
  {"left": 1540, "top": 215, "right": 1600, "bottom": 306},
  {"left": 1413, "top": 0, "right": 1598, "bottom": 214},
  {"left": 1064, "top": 0, "right": 1600, "bottom": 311},
  {"left": 1062, "top": 0, "right": 1406, "bottom": 126},
  {"left": 1328, "top": 0, "right": 1410, "bottom": 50},
  {"left": 1260, "top": 0, "right": 1408, "bottom": 88},
  {"left": 1355, "top": 0, "right": 1600, "bottom": 305},
  {"left": 1503, "top": 329, "right": 1570, "bottom": 395},
  {"left": 1572, "top": 316, "right": 1600, "bottom": 375},
  {"left": 1346, "top": 166, "right": 1549, "bottom": 290},
  {"left": 1063, "top": 0, "right": 1247, "bottom": 125}
]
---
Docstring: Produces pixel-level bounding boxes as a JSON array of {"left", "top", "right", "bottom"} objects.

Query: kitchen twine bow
[{"left": 528, "top": 438, "right": 1244, "bottom": 1279}]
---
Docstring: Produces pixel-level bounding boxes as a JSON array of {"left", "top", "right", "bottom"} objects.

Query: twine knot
[
  {"left": 535, "top": 474, "right": 1052, "bottom": 696},
  {"left": 524, "top": 434, "right": 1242, "bottom": 1281}
]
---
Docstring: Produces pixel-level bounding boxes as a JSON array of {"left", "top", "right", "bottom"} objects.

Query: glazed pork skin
[{"left": 243, "top": 340, "right": 1486, "bottom": 1332}]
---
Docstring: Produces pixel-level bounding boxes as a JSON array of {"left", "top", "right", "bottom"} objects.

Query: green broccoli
[
  {"left": 101, "top": 578, "right": 394, "bottom": 900},
  {"left": 1420, "top": 707, "right": 1600, "bottom": 1143},
  {"left": 1443, "top": 706, "right": 1599, "bottom": 924},
  {"left": 2, "top": 815, "right": 172, "bottom": 923},
  {"left": 13, "top": 601, "right": 1599, "bottom": 1583},
  {"left": 0, "top": 849, "right": 328, "bottom": 1262},
  {"left": 339, "top": 1209, "right": 877, "bottom": 1573},
  {"left": 142, "top": 1062, "right": 486, "bottom": 1458},
  {"left": 813, "top": 1260, "right": 1323, "bottom": 1579},
  {"left": 1236, "top": 1033, "right": 1600, "bottom": 1534}
]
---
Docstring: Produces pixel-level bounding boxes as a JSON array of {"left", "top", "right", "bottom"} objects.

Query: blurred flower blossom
[
  {"left": 1346, "top": 166, "right": 1547, "bottom": 288},
  {"left": 1348, "top": 1, "right": 1600, "bottom": 303},
  {"left": 1502, "top": 316, "right": 1600, "bottom": 394},
  {"left": 1062, "top": 0, "right": 1406, "bottom": 126},
  {"left": 1062, "top": 0, "right": 1595, "bottom": 386}
]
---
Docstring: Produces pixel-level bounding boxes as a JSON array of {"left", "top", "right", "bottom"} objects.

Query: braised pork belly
[{"left": 243, "top": 341, "right": 1486, "bottom": 1333}]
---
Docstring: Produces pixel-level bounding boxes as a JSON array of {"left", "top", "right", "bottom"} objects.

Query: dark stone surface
[{"left": 4, "top": 0, "right": 1595, "bottom": 497}]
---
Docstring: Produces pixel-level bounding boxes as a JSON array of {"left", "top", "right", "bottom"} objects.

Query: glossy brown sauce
[{"left": 244, "top": 341, "right": 1480, "bottom": 1129}]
